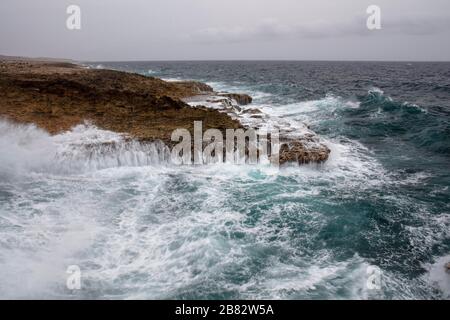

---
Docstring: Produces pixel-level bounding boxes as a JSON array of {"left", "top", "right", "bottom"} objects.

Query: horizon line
[
  {"left": 2, "top": 54, "right": 450, "bottom": 64},
  {"left": 85, "top": 58, "right": 450, "bottom": 63}
]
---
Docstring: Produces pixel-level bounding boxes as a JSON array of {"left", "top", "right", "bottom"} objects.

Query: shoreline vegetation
[{"left": 0, "top": 56, "right": 330, "bottom": 165}]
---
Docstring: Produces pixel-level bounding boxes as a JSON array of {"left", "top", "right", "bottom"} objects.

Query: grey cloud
[
  {"left": 1, "top": 0, "right": 450, "bottom": 61},
  {"left": 385, "top": 15, "right": 450, "bottom": 36},
  {"left": 189, "top": 15, "right": 450, "bottom": 44}
]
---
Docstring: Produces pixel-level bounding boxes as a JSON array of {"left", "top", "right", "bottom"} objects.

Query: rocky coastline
[{"left": 0, "top": 58, "right": 330, "bottom": 165}]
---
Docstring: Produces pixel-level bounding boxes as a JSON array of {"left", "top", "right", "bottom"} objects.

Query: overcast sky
[{"left": 1, "top": 0, "right": 450, "bottom": 61}]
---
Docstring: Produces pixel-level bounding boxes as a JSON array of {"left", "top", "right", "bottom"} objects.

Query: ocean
[{"left": 0, "top": 61, "right": 449, "bottom": 299}]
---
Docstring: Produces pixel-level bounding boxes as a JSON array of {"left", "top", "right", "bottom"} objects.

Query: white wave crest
[{"left": 0, "top": 120, "right": 170, "bottom": 177}]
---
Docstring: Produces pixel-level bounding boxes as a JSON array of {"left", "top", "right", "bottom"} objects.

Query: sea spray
[
  {"left": 0, "top": 120, "right": 173, "bottom": 176},
  {"left": 1, "top": 60, "right": 449, "bottom": 299}
]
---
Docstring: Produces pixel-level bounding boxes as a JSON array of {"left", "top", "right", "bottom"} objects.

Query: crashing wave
[{"left": 0, "top": 120, "right": 171, "bottom": 176}]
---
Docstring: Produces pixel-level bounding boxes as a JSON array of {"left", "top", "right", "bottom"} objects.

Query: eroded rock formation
[
  {"left": 0, "top": 59, "right": 330, "bottom": 166},
  {"left": 218, "top": 93, "right": 253, "bottom": 105}
]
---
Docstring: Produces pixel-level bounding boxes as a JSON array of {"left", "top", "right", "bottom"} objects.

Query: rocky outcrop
[
  {"left": 242, "top": 108, "right": 262, "bottom": 114},
  {"left": 0, "top": 60, "right": 240, "bottom": 144},
  {"left": 278, "top": 141, "right": 330, "bottom": 165},
  {"left": 172, "top": 81, "right": 214, "bottom": 94},
  {"left": 183, "top": 94, "right": 331, "bottom": 166},
  {"left": 445, "top": 262, "right": 450, "bottom": 273},
  {"left": 218, "top": 93, "right": 253, "bottom": 105},
  {"left": 0, "top": 59, "right": 330, "bottom": 166}
]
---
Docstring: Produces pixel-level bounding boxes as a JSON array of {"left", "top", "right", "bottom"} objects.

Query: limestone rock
[
  {"left": 242, "top": 108, "right": 263, "bottom": 115},
  {"left": 277, "top": 141, "right": 331, "bottom": 165},
  {"left": 218, "top": 93, "right": 253, "bottom": 105},
  {"left": 173, "top": 81, "right": 214, "bottom": 94}
]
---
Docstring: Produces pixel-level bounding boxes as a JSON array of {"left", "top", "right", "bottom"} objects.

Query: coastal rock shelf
[
  {"left": 0, "top": 59, "right": 330, "bottom": 165},
  {"left": 0, "top": 60, "right": 240, "bottom": 143},
  {"left": 183, "top": 93, "right": 331, "bottom": 165}
]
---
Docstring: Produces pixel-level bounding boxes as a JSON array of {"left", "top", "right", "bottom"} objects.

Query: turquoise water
[{"left": 0, "top": 61, "right": 449, "bottom": 299}]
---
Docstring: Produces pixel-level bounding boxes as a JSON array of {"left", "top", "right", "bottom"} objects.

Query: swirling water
[{"left": 0, "top": 61, "right": 449, "bottom": 299}]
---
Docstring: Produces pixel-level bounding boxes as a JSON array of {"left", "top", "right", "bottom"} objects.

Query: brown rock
[
  {"left": 218, "top": 93, "right": 253, "bottom": 105},
  {"left": 278, "top": 141, "right": 330, "bottom": 165},
  {"left": 0, "top": 59, "right": 330, "bottom": 166},
  {"left": 0, "top": 60, "right": 240, "bottom": 144},
  {"left": 172, "top": 81, "right": 214, "bottom": 94},
  {"left": 242, "top": 108, "right": 262, "bottom": 115}
]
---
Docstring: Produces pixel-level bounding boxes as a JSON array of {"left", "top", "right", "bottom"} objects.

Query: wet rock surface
[
  {"left": 183, "top": 93, "right": 331, "bottom": 165},
  {"left": 217, "top": 93, "right": 253, "bottom": 105},
  {"left": 0, "top": 59, "right": 330, "bottom": 165},
  {"left": 278, "top": 141, "right": 330, "bottom": 165}
]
